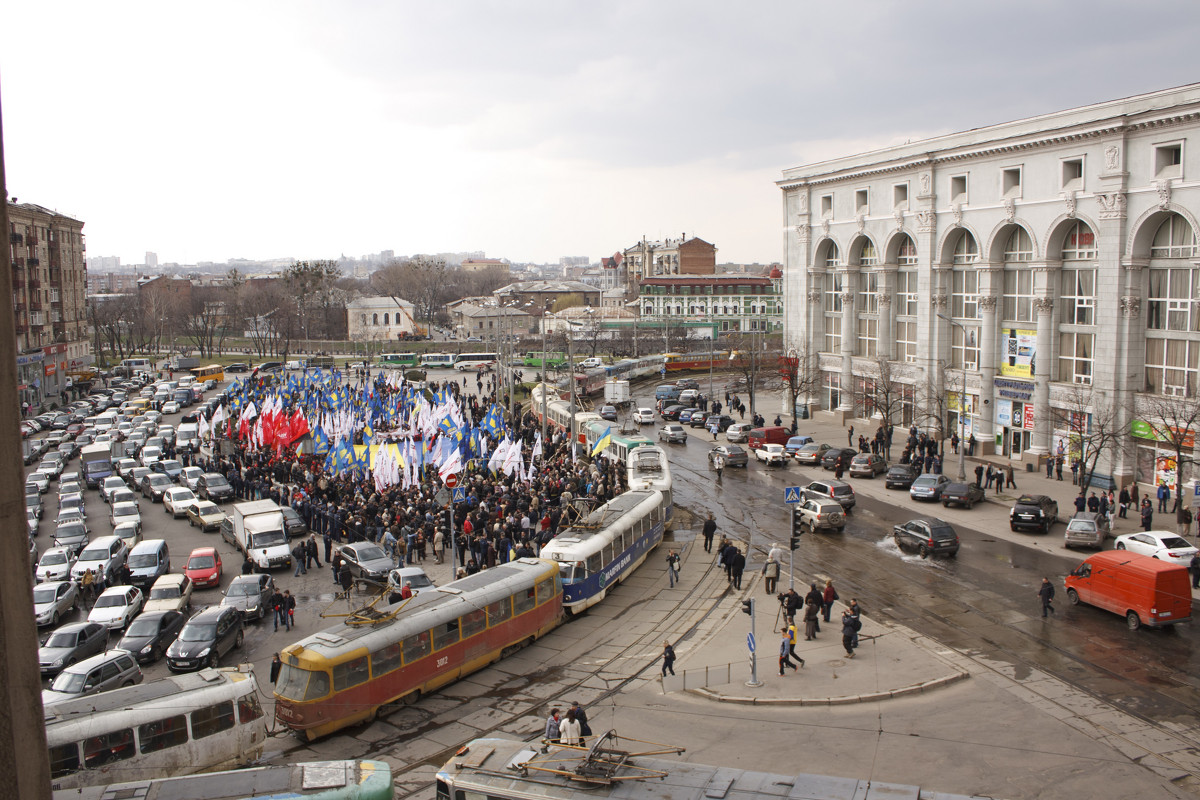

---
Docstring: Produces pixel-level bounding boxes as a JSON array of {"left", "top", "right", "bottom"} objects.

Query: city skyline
[{"left": 3, "top": 1, "right": 1198, "bottom": 266}]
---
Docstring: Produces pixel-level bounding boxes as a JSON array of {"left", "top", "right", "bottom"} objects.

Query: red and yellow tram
[
  {"left": 274, "top": 559, "right": 562, "bottom": 740},
  {"left": 663, "top": 351, "right": 747, "bottom": 372}
]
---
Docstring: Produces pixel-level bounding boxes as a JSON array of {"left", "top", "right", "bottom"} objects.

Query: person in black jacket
[
  {"left": 1037, "top": 577, "right": 1055, "bottom": 618},
  {"left": 270, "top": 589, "right": 286, "bottom": 631},
  {"left": 270, "top": 653, "right": 282, "bottom": 684},
  {"left": 729, "top": 548, "right": 745, "bottom": 590},
  {"left": 701, "top": 513, "right": 717, "bottom": 553},
  {"left": 804, "top": 582, "right": 824, "bottom": 633}
]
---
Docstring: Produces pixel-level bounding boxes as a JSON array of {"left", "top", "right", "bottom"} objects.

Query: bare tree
[
  {"left": 371, "top": 255, "right": 449, "bottom": 328},
  {"left": 1137, "top": 393, "right": 1200, "bottom": 510},
  {"left": 1050, "top": 385, "right": 1128, "bottom": 492},
  {"left": 88, "top": 295, "right": 133, "bottom": 363},
  {"left": 854, "top": 358, "right": 912, "bottom": 458},
  {"left": 284, "top": 260, "right": 343, "bottom": 341},
  {"left": 778, "top": 342, "right": 821, "bottom": 431},
  {"left": 725, "top": 332, "right": 780, "bottom": 418}
]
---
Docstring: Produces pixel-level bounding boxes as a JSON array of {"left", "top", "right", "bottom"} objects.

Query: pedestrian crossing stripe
[{"left": 783, "top": 486, "right": 802, "bottom": 504}]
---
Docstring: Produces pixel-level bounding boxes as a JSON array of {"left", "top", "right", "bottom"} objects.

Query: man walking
[
  {"left": 778, "top": 627, "right": 799, "bottom": 676},
  {"left": 665, "top": 550, "right": 680, "bottom": 588},
  {"left": 729, "top": 547, "right": 745, "bottom": 590},
  {"left": 270, "top": 587, "right": 286, "bottom": 632},
  {"left": 1158, "top": 482, "right": 1171, "bottom": 513},
  {"left": 1037, "top": 577, "right": 1055, "bottom": 618},
  {"left": 306, "top": 535, "right": 322, "bottom": 569},
  {"left": 661, "top": 640, "right": 676, "bottom": 677},
  {"left": 701, "top": 513, "right": 717, "bottom": 553}
]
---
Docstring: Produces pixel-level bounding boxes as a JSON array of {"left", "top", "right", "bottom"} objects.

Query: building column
[
  {"left": 976, "top": 266, "right": 1002, "bottom": 448},
  {"left": 877, "top": 265, "right": 896, "bottom": 361},
  {"left": 1030, "top": 295, "right": 1056, "bottom": 455},
  {"left": 838, "top": 270, "right": 856, "bottom": 412}
]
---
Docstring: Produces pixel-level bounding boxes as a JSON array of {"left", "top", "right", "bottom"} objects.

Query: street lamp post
[{"left": 936, "top": 313, "right": 969, "bottom": 481}]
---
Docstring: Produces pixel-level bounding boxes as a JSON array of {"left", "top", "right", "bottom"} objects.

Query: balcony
[
  {"left": 12, "top": 257, "right": 24, "bottom": 268},
  {"left": 28, "top": 278, "right": 41, "bottom": 289},
  {"left": 9, "top": 233, "right": 21, "bottom": 245},
  {"left": 27, "top": 257, "right": 40, "bottom": 267},
  {"left": 12, "top": 276, "right": 24, "bottom": 290}
]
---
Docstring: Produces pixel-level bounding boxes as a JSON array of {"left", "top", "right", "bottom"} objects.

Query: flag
[
  {"left": 439, "top": 448, "right": 463, "bottom": 482},
  {"left": 591, "top": 426, "right": 612, "bottom": 457},
  {"left": 531, "top": 431, "right": 542, "bottom": 462}
]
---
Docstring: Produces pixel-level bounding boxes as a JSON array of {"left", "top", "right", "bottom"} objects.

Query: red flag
[{"left": 290, "top": 409, "right": 310, "bottom": 443}]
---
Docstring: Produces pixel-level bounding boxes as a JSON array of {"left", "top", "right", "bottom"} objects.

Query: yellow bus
[{"left": 190, "top": 364, "right": 225, "bottom": 384}]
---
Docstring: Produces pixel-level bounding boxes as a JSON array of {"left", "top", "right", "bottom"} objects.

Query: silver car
[
  {"left": 658, "top": 424, "right": 687, "bottom": 444},
  {"left": 220, "top": 573, "right": 275, "bottom": 621},
  {"left": 33, "top": 580, "right": 80, "bottom": 627}
]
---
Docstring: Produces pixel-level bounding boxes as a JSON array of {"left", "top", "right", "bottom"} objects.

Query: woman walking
[{"left": 821, "top": 579, "right": 838, "bottom": 623}]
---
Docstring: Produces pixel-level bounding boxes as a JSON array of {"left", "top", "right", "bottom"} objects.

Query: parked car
[
  {"left": 754, "top": 443, "right": 789, "bottom": 466},
  {"left": 1009, "top": 494, "right": 1059, "bottom": 533},
  {"left": 151, "top": 459, "right": 184, "bottom": 482},
  {"left": 633, "top": 408, "right": 656, "bottom": 425},
  {"left": 598, "top": 405, "right": 618, "bottom": 422},
  {"left": 220, "top": 573, "right": 275, "bottom": 620},
  {"left": 336, "top": 542, "right": 395, "bottom": 581},
  {"left": 140, "top": 472, "right": 173, "bottom": 503},
  {"left": 793, "top": 441, "right": 832, "bottom": 465},
  {"left": 848, "top": 453, "right": 887, "bottom": 478},
  {"left": 677, "top": 408, "right": 696, "bottom": 425},
  {"left": 33, "top": 580, "right": 81, "bottom": 627},
  {"left": 162, "top": 487, "right": 199, "bottom": 518},
  {"left": 1114, "top": 531, "right": 1199, "bottom": 566},
  {"left": 802, "top": 479, "right": 856, "bottom": 512},
  {"left": 893, "top": 518, "right": 961, "bottom": 558},
  {"left": 144, "top": 573, "right": 194, "bottom": 613},
  {"left": 705, "top": 415, "right": 736, "bottom": 434},
  {"left": 386, "top": 566, "right": 437, "bottom": 597},
  {"left": 578, "top": 357, "right": 603, "bottom": 369},
  {"left": 36, "top": 546, "right": 77, "bottom": 584},
  {"left": 884, "top": 463, "right": 921, "bottom": 489},
  {"left": 708, "top": 444, "right": 749, "bottom": 468},
  {"left": 110, "top": 501, "right": 143, "bottom": 534},
  {"left": 180, "top": 466, "right": 205, "bottom": 492},
  {"left": 784, "top": 435, "right": 814, "bottom": 458},
  {"left": 941, "top": 482, "right": 986, "bottom": 509},
  {"left": 166, "top": 605, "right": 244, "bottom": 671},
  {"left": 187, "top": 501, "right": 226, "bottom": 532},
  {"left": 185, "top": 546, "right": 223, "bottom": 589},
  {"left": 42, "top": 650, "right": 142, "bottom": 705},
  {"left": 196, "top": 472, "right": 235, "bottom": 503},
  {"left": 725, "top": 423, "right": 754, "bottom": 443},
  {"left": 658, "top": 424, "right": 687, "bottom": 444},
  {"left": 88, "top": 585, "right": 145, "bottom": 631},
  {"left": 117, "top": 609, "right": 187, "bottom": 664},
  {"left": 52, "top": 521, "right": 90, "bottom": 556},
  {"left": 821, "top": 447, "right": 857, "bottom": 471},
  {"left": 909, "top": 473, "right": 951, "bottom": 501},
  {"left": 795, "top": 497, "right": 845, "bottom": 533},
  {"left": 1065, "top": 550, "right": 1192, "bottom": 630},
  {"left": 38, "top": 622, "right": 109, "bottom": 677},
  {"left": 1064, "top": 512, "right": 1109, "bottom": 549},
  {"left": 281, "top": 505, "right": 308, "bottom": 538}
]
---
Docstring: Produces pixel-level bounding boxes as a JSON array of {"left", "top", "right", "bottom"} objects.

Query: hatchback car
[
  {"left": 38, "top": 622, "right": 109, "bottom": 677},
  {"left": 1063, "top": 512, "right": 1109, "bottom": 549},
  {"left": 117, "top": 609, "right": 187, "bottom": 664},
  {"left": 633, "top": 408, "right": 655, "bottom": 425},
  {"left": 893, "top": 518, "right": 960, "bottom": 558},
  {"left": 708, "top": 444, "right": 748, "bottom": 468},
  {"left": 281, "top": 506, "right": 308, "bottom": 538},
  {"left": 802, "top": 479, "right": 856, "bottom": 512},
  {"left": 33, "top": 580, "right": 80, "bottom": 627},
  {"left": 166, "top": 605, "right": 244, "bottom": 671},
  {"left": 36, "top": 546, "right": 77, "bottom": 584},
  {"left": 42, "top": 650, "right": 142, "bottom": 705},
  {"left": 88, "top": 585, "right": 145, "bottom": 631},
  {"left": 754, "top": 443, "right": 789, "bottom": 466},
  {"left": 196, "top": 473, "right": 234, "bottom": 503},
  {"left": 598, "top": 405, "right": 618, "bottom": 422},
  {"left": 1009, "top": 494, "right": 1059, "bottom": 533},
  {"left": 941, "top": 482, "right": 986, "bottom": 509},
  {"left": 658, "top": 424, "right": 687, "bottom": 444},
  {"left": 162, "top": 487, "right": 198, "bottom": 518},
  {"left": 220, "top": 573, "right": 275, "bottom": 620},
  {"left": 185, "top": 546, "right": 223, "bottom": 589},
  {"left": 187, "top": 501, "right": 226, "bottom": 532},
  {"left": 884, "top": 463, "right": 921, "bottom": 489},
  {"left": 909, "top": 473, "right": 951, "bottom": 501},
  {"left": 790, "top": 440, "right": 830, "bottom": 463},
  {"left": 821, "top": 447, "right": 857, "bottom": 471},
  {"left": 677, "top": 408, "right": 696, "bottom": 425},
  {"left": 688, "top": 411, "right": 713, "bottom": 429},
  {"left": 337, "top": 542, "right": 395, "bottom": 581},
  {"left": 725, "top": 423, "right": 754, "bottom": 443},
  {"left": 144, "top": 573, "right": 194, "bottom": 614},
  {"left": 1114, "top": 531, "right": 1199, "bottom": 566},
  {"left": 180, "top": 466, "right": 205, "bottom": 492},
  {"left": 140, "top": 472, "right": 174, "bottom": 503},
  {"left": 848, "top": 453, "right": 886, "bottom": 478}
]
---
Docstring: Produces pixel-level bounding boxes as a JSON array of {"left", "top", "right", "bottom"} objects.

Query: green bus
[
  {"left": 379, "top": 352, "right": 418, "bottom": 368},
  {"left": 523, "top": 351, "right": 567, "bottom": 369}
]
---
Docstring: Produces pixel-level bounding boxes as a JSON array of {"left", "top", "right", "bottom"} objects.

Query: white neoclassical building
[
  {"left": 779, "top": 82, "right": 1200, "bottom": 488},
  {"left": 346, "top": 296, "right": 419, "bottom": 341}
]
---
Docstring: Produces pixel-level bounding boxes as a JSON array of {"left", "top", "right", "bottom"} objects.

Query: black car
[
  {"left": 884, "top": 463, "right": 921, "bottom": 490},
  {"left": 941, "top": 482, "right": 986, "bottom": 509},
  {"left": 281, "top": 506, "right": 308, "bottom": 538},
  {"left": 253, "top": 362, "right": 284, "bottom": 375},
  {"left": 227, "top": 362, "right": 249, "bottom": 373},
  {"left": 196, "top": 473, "right": 235, "bottom": 503},
  {"left": 688, "top": 412, "right": 713, "bottom": 429},
  {"left": 821, "top": 447, "right": 857, "bottom": 471},
  {"left": 118, "top": 609, "right": 187, "bottom": 664},
  {"left": 893, "top": 518, "right": 960, "bottom": 558},
  {"left": 38, "top": 622, "right": 109, "bottom": 677},
  {"left": 661, "top": 405, "right": 686, "bottom": 421},
  {"left": 1010, "top": 494, "right": 1059, "bottom": 533},
  {"left": 705, "top": 414, "right": 736, "bottom": 433},
  {"left": 166, "top": 605, "right": 244, "bottom": 672},
  {"left": 674, "top": 378, "right": 700, "bottom": 390}
]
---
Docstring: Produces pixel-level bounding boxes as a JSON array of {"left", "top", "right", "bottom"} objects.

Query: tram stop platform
[{"left": 663, "top": 553, "right": 970, "bottom": 705}]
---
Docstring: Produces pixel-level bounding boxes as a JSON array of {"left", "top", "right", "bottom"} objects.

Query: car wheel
[
  {"left": 1116, "top": 542, "right": 1126, "bottom": 550},
  {"left": 1126, "top": 611, "right": 1141, "bottom": 631},
  {"left": 941, "top": 500, "right": 949, "bottom": 508},
  {"left": 51, "top": 611, "right": 59, "bottom": 626},
  {"left": 1067, "top": 588, "right": 1080, "bottom": 606},
  {"left": 918, "top": 545, "right": 929, "bottom": 559},
  {"left": 209, "top": 652, "right": 220, "bottom": 668},
  {"left": 234, "top": 630, "right": 244, "bottom": 650}
]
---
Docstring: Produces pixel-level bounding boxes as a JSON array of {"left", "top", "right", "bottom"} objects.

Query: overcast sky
[{"left": 3, "top": 1, "right": 1199, "bottom": 267}]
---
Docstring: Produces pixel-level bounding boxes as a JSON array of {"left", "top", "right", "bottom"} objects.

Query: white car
[
  {"left": 162, "top": 487, "right": 198, "bottom": 518},
  {"left": 36, "top": 546, "right": 77, "bottom": 583},
  {"left": 27, "top": 471, "right": 51, "bottom": 494},
  {"left": 633, "top": 408, "right": 656, "bottom": 425},
  {"left": 111, "top": 501, "right": 142, "bottom": 533},
  {"left": 161, "top": 401, "right": 181, "bottom": 414},
  {"left": 754, "top": 443, "right": 789, "bottom": 466},
  {"left": 101, "top": 476, "right": 128, "bottom": 504},
  {"left": 180, "top": 467, "right": 205, "bottom": 492},
  {"left": 1114, "top": 531, "right": 1199, "bottom": 566},
  {"left": 140, "top": 446, "right": 163, "bottom": 467},
  {"left": 88, "top": 585, "right": 144, "bottom": 630},
  {"left": 115, "top": 458, "right": 139, "bottom": 479},
  {"left": 113, "top": 521, "right": 142, "bottom": 549},
  {"left": 578, "top": 357, "right": 603, "bottom": 369},
  {"left": 33, "top": 580, "right": 80, "bottom": 627}
]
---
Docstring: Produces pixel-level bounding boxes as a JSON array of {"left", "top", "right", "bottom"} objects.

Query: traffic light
[
  {"left": 741, "top": 599, "right": 754, "bottom": 616},
  {"left": 790, "top": 507, "right": 804, "bottom": 550}
]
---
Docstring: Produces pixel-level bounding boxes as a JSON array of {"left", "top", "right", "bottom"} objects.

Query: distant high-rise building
[
  {"left": 145, "top": 251, "right": 158, "bottom": 268},
  {"left": 87, "top": 254, "right": 121, "bottom": 271},
  {"left": 559, "top": 256, "right": 590, "bottom": 268}
]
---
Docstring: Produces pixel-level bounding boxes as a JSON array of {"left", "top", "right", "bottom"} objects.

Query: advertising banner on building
[
  {"left": 1131, "top": 419, "right": 1196, "bottom": 449},
  {"left": 995, "top": 398, "right": 1013, "bottom": 427},
  {"left": 1023, "top": 403, "right": 1034, "bottom": 429},
  {"left": 1001, "top": 329, "right": 1037, "bottom": 377}
]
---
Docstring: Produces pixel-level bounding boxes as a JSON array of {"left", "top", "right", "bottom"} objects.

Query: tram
[
  {"left": 54, "top": 760, "right": 393, "bottom": 800},
  {"left": 531, "top": 383, "right": 602, "bottom": 447},
  {"left": 603, "top": 355, "right": 665, "bottom": 381},
  {"left": 663, "top": 351, "right": 747, "bottom": 372},
  {"left": 45, "top": 668, "right": 266, "bottom": 791},
  {"left": 625, "top": 443, "right": 673, "bottom": 495},
  {"left": 275, "top": 559, "right": 562, "bottom": 741},
  {"left": 540, "top": 489, "right": 670, "bottom": 613},
  {"left": 436, "top": 736, "right": 990, "bottom": 800}
]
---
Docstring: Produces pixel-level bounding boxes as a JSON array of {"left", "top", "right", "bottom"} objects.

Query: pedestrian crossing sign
[
  {"left": 452, "top": 487, "right": 466, "bottom": 503},
  {"left": 783, "top": 486, "right": 802, "bottom": 504}
]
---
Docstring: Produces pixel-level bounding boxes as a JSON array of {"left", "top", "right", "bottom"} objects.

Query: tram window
[
  {"left": 536, "top": 577, "right": 556, "bottom": 605},
  {"left": 436, "top": 780, "right": 451, "bottom": 800},
  {"left": 461, "top": 609, "right": 487, "bottom": 638},
  {"left": 48, "top": 743, "right": 80, "bottom": 778},
  {"left": 138, "top": 714, "right": 188, "bottom": 754},
  {"left": 433, "top": 619, "right": 460, "bottom": 650},
  {"left": 486, "top": 598, "right": 512, "bottom": 626},
  {"left": 585, "top": 553, "right": 602, "bottom": 574},
  {"left": 333, "top": 655, "right": 370, "bottom": 692},
  {"left": 304, "top": 671, "right": 330, "bottom": 701},
  {"left": 83, "top": 729, "right": 135, "bottom": 769},
  {"left": 372, "top": 642, "right": 403, "bottom": 676},
  {"left": 514, "top": 587, "right": 537, "bottom": 615},
  {"left": 456, "top": 791, "right": 490, "bottom": 800},
  {"left": 238, "top": 694, "right": 264, "bottom": 723},
  {"left": 602, "top": 544, "right": 614, "bottom": 565},
  {"left": 191, "top": 701, "right": 235, "bottom": 739},
  {"left": 403, "top": 630, "right": 431, "bottom": 663}
]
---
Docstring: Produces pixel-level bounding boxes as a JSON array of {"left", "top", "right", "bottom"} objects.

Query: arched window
[
  {"left": 1060, "top": 220, "right": 1096, "bottom": 261},
  {"left": 896, "top": 235, "right": 918, "bottom": 266},
  {"left": 1146, "top": 214, "right": 1200, "bottom": 394},
  {"left": 360, "top": 314, "right": 367, "bottom": 326},
  {"left": 1003, "top": 227, "right": 1033, "bottom": 262},
  {"left": 1151, "top": 213, "right": 1199, "bottom": 258},
  {"left": 951, "top": 232, "right": 979, "bottom": 264},
  {"left": 1002, "top": 227, "right": 1034, "bottom": 321},
  {"left": 822, "top": 242, "right": 841, "bottom": 268},
  {"left": 372, "top": 313, "right": 379, "bottom": 325},
  {"left": 858, "top": 239, "right": 879, "bottom": 266},
  {"left": 383, "top": 313, "right": 390, "bottom": 325},
  {"left": 894, "top": 234, "right": 919, "bottom": 362}
]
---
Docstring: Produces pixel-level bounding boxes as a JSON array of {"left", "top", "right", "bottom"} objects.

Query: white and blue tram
[
  {"left": 437, "top": 736, "right": 994, "bottom": 800},
  {"left": 540, "top": 489, "right": 670, "bottom": 613}
]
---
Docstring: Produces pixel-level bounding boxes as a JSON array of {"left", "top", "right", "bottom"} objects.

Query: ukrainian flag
[{"left": 591, "top": 426, "right": 612, "bottom": 457}]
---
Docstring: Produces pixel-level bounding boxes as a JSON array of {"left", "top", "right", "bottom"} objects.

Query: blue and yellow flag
[{"left": 591, "top": 426, "right": 612, "bottom": 457}]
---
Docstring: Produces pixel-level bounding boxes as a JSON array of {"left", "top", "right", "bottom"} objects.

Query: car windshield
[
  {"left": 228, "top": 581, "right": 259, "bottom": 596},
  {"left": 114, "top": 507, "right": 138, "bottom": 519},
  {"left": 251, "top": 530, "right": 286, "bottom": 548},
  {"left": 914, "top": 476, "right": 938, "bottom": 486},
  {"left": 126, "top": 618, "right": 161, "bottom": 637},
  {"left": 49, "top": 671, "right": 88, "bottom": 694},
  {"left": 77, "top": 547, "right": 109, "bottom": 562},
  {"left": 726, "top": 446, "right": 745, "bottom": 454},
  {"left": 194, "top": 503, "right": 218, "bottom": 515},
  {"left": 95, "top": 594, "right": 127, "bottom": 609},
  {"left": 1160, "top": 536, "right": 1191, "bottom": 549},
  {"left": 150, "top": 586, "right": 180, "bottom": 599},
  {"left": 189, "top": 555, "right": 215, "bottom": 569},
  {"left": 205, "top": 476, "right": 229, "bottom": 489},
  {"left": 128, "top": 554, "right": 158, "bottom": 568},
  {"left": 180, "top": 623, "right": 216, "bottom": 642},
  {"left": 33, "top": 587, "right": 58, "bottom": 604},
  {"left": 55, "top": 525, "right": 85, "bottom": 539},
  {"left": 41, "top": 552, "right": 67, "bottom": 566},
  {"left": 357, "top": 545, "right": 388, "bottom": 562},
  {"left": 45, "top": 631, "right": 79, "bottom": 648}
]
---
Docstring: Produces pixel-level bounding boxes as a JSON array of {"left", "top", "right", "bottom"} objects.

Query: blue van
[{"left": 655, "top": 384, "right": 682, "bottom": 402}]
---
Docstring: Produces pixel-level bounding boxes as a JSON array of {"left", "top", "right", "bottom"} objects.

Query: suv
[
  {"left": 795, "top": 497, "right": 845, "bottom": 533},
  {"left": 196, "top": 473, "right": 235, "bottom": 503},
  {"left": 70, "top": 535, "right": 129, "bottom": 585},
  {"left": 802, "top": 479, "right": 856, "bottom": 512},
  {"left": 166, "top": 605, "right": 244, "bottom": 671},
  {"left": 1010, "top": 494, "right": 1059, "bottom": 533},
  {"left": 893, "top": 518, "right": 960, "bottom": 558},
  {"left": 42, "top": 650, "right": 142, "bottom": 705}
]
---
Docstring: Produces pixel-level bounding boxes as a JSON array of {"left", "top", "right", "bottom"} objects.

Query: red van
[
  {"left": 747, "top": 426, "right": 790, "bottom": 451},
  {"left": 1064, "top": 550, "right": 1192, "bottom": 630}
]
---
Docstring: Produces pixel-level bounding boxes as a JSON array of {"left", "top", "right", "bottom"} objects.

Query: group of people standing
[{"left": 543, "top": 701, "right": 592, "bottom": 747}]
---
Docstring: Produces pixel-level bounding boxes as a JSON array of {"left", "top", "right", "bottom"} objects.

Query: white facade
[
  {"left": 780, "top": 82, "right": 1200, "bottom": 487},
  {"left": 346, "top": 296, "right": 418, "bottom": 341}
]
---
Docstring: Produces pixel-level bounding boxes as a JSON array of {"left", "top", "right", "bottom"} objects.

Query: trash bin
[
  {"left": 797, "top": 406, "right": 809, "bottom": 420},
  {"left": 1026, "top": 462, "right": 1035, "bottom": 472}
]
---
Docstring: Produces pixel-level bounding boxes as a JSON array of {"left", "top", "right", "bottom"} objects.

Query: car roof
[
  {"left": 97, "top": 585, "right": 136, "bottom": 598},
  {"left": 1016, "top": 494, "right": 1049, "bottom": 503},
  {"left": 187, "top": 605, "right": 230, "bottom": 622},
  {"left": 63, "top": 650, "right": 135, "bottom": 672},
  {"left": 189, "top": 546, "right": 218, "bottom": 556}
]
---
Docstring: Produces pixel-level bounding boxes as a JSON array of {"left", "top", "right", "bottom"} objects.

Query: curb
[{"left": 686, "top": 669, "right": 970, "bottom": 706}]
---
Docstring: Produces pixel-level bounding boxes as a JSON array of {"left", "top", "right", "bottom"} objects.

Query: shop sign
[
  {"left": 16, "top": 352, "right": 44, "bottom": 366},
  {"left": 1000, "top": 329, "right": 1037, "bottom": 377},
  {"left": 1023, "top": 403, "right": 1035, "bottom": 429},
  {"left": 1131, "top": 419, "right": 1196, "bottom": 449},
  {"left": 993, "top": 377, "right": 1034, "bottom": 400},
  {"left": 44, "top": 363, "right": 56, "bottom": 376},
  {"left": 996, "top": 399, "right": 1013, "bottom": 427}
]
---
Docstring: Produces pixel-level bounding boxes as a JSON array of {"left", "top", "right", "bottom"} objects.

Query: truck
[
  {"left": 168, "top": 356, "right": 200, "bottom": 371},
  {"left": 604, "top": 379, "right": 631, "bottom": 408},
  {"left": 221, "top": 500, "right": 292, "bottom": 571},
  {"left": 81, "top": 443, "right": 115, "bottom": 489}
]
